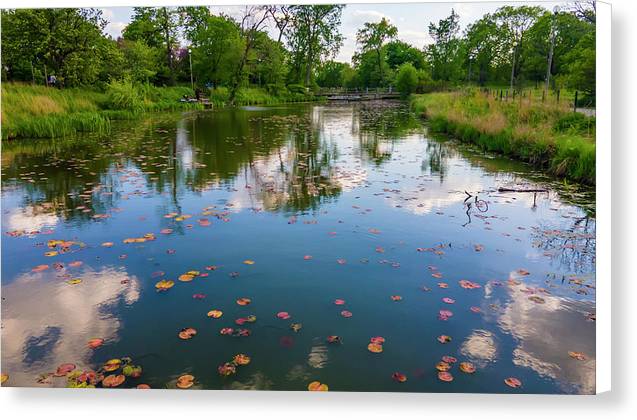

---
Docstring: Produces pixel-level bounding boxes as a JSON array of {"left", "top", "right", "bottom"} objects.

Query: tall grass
[
  {"left": 1, "top": 82, "right": 201, "bottom": 140},
  {"left": 1, "top": 84, "right": 110, "bottom": 139},
  {"left": 411, "top": 90, "right": 596, "bottom": 184}
]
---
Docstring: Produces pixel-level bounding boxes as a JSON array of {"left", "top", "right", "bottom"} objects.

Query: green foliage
[
  {"left": 123, "top": 7, "right": 180, "bottom": 85},
  {"left": 395, "top": 63, "right": 419, "bottom": 97},
  {"left": 559, "top": 30, "right": 595, "bottom": 97},
  {"left": 105, "top": 79, "right": 145, "bottom": 112},
  {"left": 287, "top": 84, "right": 308, "bottom": 95},
  {"left": 553, "top": 112, "right": 595, "bottom": 135},
  {"left": 426, "top": 9, "right": 465, "bottom": 82},
  {"left": 316, "top": 61, "right": 352, "bottom": 88},
  {"left": 384, "top": 40, "right": 427, "bottom": 70},
  {"left": 286, "top": 5, "right": 345, "bottom": 86},
  {"left": 120, "top": 39, "right": 157, "bottom": 83},
  {"left": 1, "top": 8, "right": 115, "bottom": 87},
  {"left": 356, "top": 18, "right": 397, "bottom": 86},
  {"left": 187, "top": 14, "right": 244, "bottom": 87}
]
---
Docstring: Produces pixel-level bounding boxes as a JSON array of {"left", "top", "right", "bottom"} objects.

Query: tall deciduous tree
[
  {"left": 228, "top": 6, "right": 270, "bottom": 103},
  {"left": 1, "top": 8, "right": 114, "bottom": 86},
  {"left": 187, "top": 14, "right": 243, "bottom": 87},
  {"left": 426, "top": 9, "right": 464, "bottom": 82},
  {"left": 286, "top": 5, "right": 344, "bottom": 87},
  {"left": 123, "top": 7, "right": 180, "bottom": 85},
  {"left": 356, "top": 17, "right": 397, "bottom": 86},
  {"left": 384, "top": 40, "right": 426, "bottom": 70},
  {"left": 493, "top": 5, "right": 543, "bottom": 90},
  {"left": 464, "top": 14, "right": 505, "bottom": 84}
]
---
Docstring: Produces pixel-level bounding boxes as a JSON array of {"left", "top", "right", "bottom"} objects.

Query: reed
[
  {"left": 1, "top": 82, "right": 202, "bottom": 140},
  {"left": 411, "top": 90, "right": 595, "bottom": 184}
]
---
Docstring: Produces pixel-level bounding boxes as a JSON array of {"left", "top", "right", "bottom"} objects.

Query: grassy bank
[
  {"left": 411, "top": 90, "right": 595, "bottom": 184},
  {"left": 1, "top": 83, "right": 202, "bottom": 140},
  {"left": 1, "top": 83, "right": 320, "bottom": 140},
  {"left": 207, "top": 86, "right": 319, "bottom": 107}
]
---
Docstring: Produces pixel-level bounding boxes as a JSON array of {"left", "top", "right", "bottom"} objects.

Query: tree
[
  {"left": 394, "top": 63, "right": 418, "bottom": 97},
  {"left": 178, "top": 6, "right": 211, "bottom": 42},
  {"left": 352, "top": 49, "right": 389, "bottom": 88},
  {"left": 356, "top": 17, "right": 397, "bottom": 86},
  {"left": 521, "top": 10, "right": 590, "bottom": 86},
  {"left": 560, "top": 29, "right": 595, "bottom": 99},
  {"left": 384, "top": 40, "right": 426, "bottom": 70},
  {"left": 267, "top": 5, "right": 293, "bottom": 44},
  {"left": 426, "top": 9, "right": 464, "bottom": 82},
  {"left": 286, "top": 5, "right": 344, "bottom": 86},
  {"left": 228, "top": 6, "right": 270, "bottom": 103},
  {"left": 464, "top": 14, "right": 505, "bottom": 84},
  {"left": 316, "top": 61, "right": 351, "bottom": 88},
  {"left": 250, "top": 31, "right": 288, "bottom": 87},
  {"left": 567, "top": 1, "right": 596, "bottom": 24},
  {"left": 187, "top": 14, "right": 243, "bottom": 87},
  {"left": 1, "top": 8, "right": 115, "bottom": 86},
  {"left": 123, "top": 7, "right": 180, "bottom": 85},
  {"left": 119, "top": 39, "right": 157, "bottom": 83},
  {"left": 493, "top": 6, "right": 543, "bottom": 90}
]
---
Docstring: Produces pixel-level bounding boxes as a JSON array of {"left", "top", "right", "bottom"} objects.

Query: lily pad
[
  {"left": 178, "top": 327, "right": 197, "bottom": 340},
  {"left": 207, "top": 310, "right": 223, "bottom": 318},
  {"left": 233, "top": 354, "right": 251, "bottom": 365},
  {"left": 155, "top": 279, "right": 175, "bottom": 291},
  {"left": 102, "top": 374, "right": 125, "bottom": 387},
  {"left": 176, "top": 374, "right": 194, "bottom": 389},
  {"left": 307, "top": 381, "right": 328, "bottom": 391}
]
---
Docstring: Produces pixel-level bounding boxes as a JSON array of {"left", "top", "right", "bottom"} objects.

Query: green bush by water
[{"left": 208, "top": 85, "right": 317, "bottom": 106}]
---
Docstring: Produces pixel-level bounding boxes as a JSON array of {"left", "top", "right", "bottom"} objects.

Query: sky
[{"left": 100, "top": 1, "right": 564, "bottom": 64}]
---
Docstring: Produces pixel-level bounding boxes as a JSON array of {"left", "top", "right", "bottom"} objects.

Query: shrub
[
  {"left": 395, "top": 63, "right": 418, "bottom": 98},
  {"left": 287, "top": 84, "right": 308, "bottom": 95},
  {"left": 105, "top": 79, "right": 144, "bottom": 113}
]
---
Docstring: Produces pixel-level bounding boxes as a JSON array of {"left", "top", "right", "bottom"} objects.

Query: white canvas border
[
  {"left": 595, "top": 0, "right": 611, "bottom": 395},
  {"left": 0, "top": 0, "right": 613, "bottom": 403}
]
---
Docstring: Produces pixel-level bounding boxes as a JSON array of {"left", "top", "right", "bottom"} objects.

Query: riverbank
[
  {"left": 411, "top": 91, "right": 596, "bottom": 185},
  {"left": 1, "top": 83, "right": 318, "bottom": 140}
]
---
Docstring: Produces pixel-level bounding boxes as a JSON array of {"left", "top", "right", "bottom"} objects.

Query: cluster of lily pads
[
  {"left": 34, "top": 356, "right": 147, "bottom": 389},
  {"left": 218, "top": 354, "right": 251, "bottom": 377}
]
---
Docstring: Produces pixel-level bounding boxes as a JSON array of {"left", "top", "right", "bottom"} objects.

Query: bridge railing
[{"left": 316, "top": 87, "right": 397, "bottom": 96}]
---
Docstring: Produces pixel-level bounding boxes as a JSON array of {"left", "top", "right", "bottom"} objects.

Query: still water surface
[{"left": 1, "top": 102, "right": 596, "bottom": 393}]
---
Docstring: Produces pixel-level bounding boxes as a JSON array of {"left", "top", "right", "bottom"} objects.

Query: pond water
[{"left": 1, "top": 102, "right": 596, "bottom": 393}]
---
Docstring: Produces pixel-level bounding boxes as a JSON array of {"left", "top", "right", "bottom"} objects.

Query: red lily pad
[
  {"left": 277, "top": 312, "right": 291, "bottom": 320},
  {"left": 438, "top": 371, "right": 454, "bottom": 382},
  {"left": 102, "top": 374, "right": 125, "bottom": 387},
  {"left": 54, "top": 363, "right": 76, "bottom": 377},
  {"left": 392, "top": 372, "right": 407, "bottom": 382},
  {"left": 87, "top": 338, "right": 104, "bottom": 349},
  {"left": 505, "top": 377, "right": 522, "bottom": 388}
]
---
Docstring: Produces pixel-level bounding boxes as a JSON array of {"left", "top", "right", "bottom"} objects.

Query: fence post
[
  {"left": 573, "top": 90, "right": 578, "bottom": 113},
  {"left": 556, "top": 89, "right": 560, "bottom": 103},
  {"left": 542, "top": 90, "right": 545, "bottom": 103}
]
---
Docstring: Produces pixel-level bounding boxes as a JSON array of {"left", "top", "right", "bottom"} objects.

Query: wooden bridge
[{"left": 316, "top": 88, "right": 401, "bottom": 101}]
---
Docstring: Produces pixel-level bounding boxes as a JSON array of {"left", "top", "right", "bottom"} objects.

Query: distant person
[{"left": 48, "top": 74, "right": 57, "bottom": 87}]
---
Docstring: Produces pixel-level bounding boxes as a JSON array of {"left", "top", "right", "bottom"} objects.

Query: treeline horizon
[{"left": 1, "top": 2, "right": 595, "bottom": 102}]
